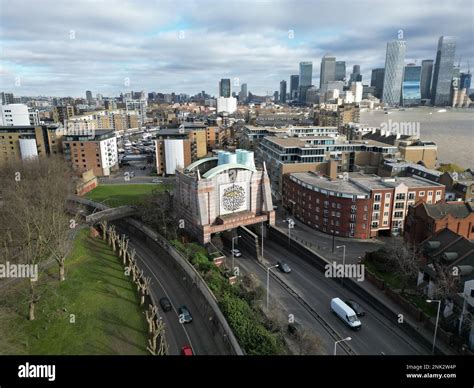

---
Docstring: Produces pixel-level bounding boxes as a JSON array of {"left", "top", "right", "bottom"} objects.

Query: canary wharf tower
[{"left": 382, "top": 40, "right": 406, "bottom": 106}]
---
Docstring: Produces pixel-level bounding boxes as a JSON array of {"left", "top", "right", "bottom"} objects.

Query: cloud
[{"left": 0, "top": 0, "right": 472, "bottom": 96}]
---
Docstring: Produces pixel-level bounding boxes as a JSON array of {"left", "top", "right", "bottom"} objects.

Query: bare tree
[
  {"left": 433, "top": 262, "right": 461, "bottom": 300},
  {"left": 385, "top": 239, "right": 422, "bottom": 295},
  {"left": 0, "top": 156, "right": 75, "bottom": 319}
]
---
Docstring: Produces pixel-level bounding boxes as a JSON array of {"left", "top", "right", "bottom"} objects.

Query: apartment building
[
  {"left": 259, "top": 135, "right": 398, "bottom": 198},
  {"left": 283, "top": 172, "right": 445, "bottom": 238},
  {"left": 0, "top": 125, "right": 63, "bottom": 166},
  {"left": 62, "top": 129, "right": 118, "bottom": 176}
]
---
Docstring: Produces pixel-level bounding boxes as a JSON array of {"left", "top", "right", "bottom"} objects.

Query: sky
[{"left": 0, "top": 0, "right": 473, "bottom": 97}]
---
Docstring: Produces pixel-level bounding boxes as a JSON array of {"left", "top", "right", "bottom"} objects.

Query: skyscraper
[
  {"left": 279, "top": 80, "right": 287, "bottom": 103},
  {"left": 382, "top": 40, "right": 406, "bottom": 106},
  {"left": 431, "top": 36, "right": 456, "bottom": 106},
  {"left": 299, "top": 62, "right": 313, "bottom": 102},
  {"left": 402, "top": 64, "right": 421, "bottom": 106},
  {"left": 460, "top": 72, "right": 472, "bottom": 91},
  {"left": 290, "top": 75, "right": 299, "bottom": 100},
  {"left": 420, "top": 60, "right": 434, "bottom": 100},
  {"left": 335, "top": 61, "right": 346, "bottom": 81},
  {"left": 219, "top": 78, "right": 231, "bottom": 98},
  {"left": 371, "top": 68, "right": 385, "bottom": 99},
  {"left": 349, "top": 65, "right": 362, "bottom": 86},
  {"left": 239, "top": 83, "right": 248, "bottom": 101},
  {"left": 86, "top": 90, "right": 93, "bottom": 104},
  {"left": 320, "top": 55, "right": 336, "bottom": 88}
]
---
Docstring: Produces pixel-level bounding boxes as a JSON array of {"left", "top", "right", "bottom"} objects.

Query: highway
[
  {"left": 233, "top": 238, "right": 429, "bottom": 355},
  {"left": 114, "top": 223, "right": 228, "bottom": 355}
]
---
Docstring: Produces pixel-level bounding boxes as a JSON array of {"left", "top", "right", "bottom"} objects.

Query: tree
[
  {"left": 0, "top": 156, "right": 75, "bottom": 319},
  {"left": 385, "top": 239, "right": 422, "bottom": 295},
  {"left": 137, "top": 189, "right": 178, "bottom": 239}
]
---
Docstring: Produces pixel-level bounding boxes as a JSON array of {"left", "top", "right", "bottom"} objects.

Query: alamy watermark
[
  {"left": 0, "top": 261, "right": 38, "bottom": 281},
  {"left": 380, "top": 119, "right": 420, "bottom": 137},
  {"left": 324, "top": 261, "right": 365, "bottom": 282}
]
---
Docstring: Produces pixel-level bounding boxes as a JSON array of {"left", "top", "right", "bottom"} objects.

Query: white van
[{"left": 331, "top": 297, "right": 361, "bottom": 330}]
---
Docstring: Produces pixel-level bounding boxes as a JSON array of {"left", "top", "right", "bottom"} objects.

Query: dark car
[
  {"left": 287, "top": 321, "right": 302, "bottom": 337},
  {"left": 159, "top": 297, "right": 172, "bottom": 312},
  {"left": 277, "top": 261, "right": 291, "bottom": 273},
  {"left": 345, "top": 300, "right": 365, "bottom": 317},
  {"left": 178, "top": 305, "right": 193, "bottom": 323}
]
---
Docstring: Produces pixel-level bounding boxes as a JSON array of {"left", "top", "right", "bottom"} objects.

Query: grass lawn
[
  {"left": 0, "top": 228, "right": 148, "bottom": 355},
  {"left": 364, "top": 260, "right": 403, "bottom": 289},
  {"left": 84, "top": 183, "right": 171, "bottom": 207},
  {"left": 404, "top": 293, "right": 437, "bottom": 317}
]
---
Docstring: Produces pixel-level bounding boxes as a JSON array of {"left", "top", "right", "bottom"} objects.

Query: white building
[
  {"left": 125, "top": 98, "right": 147, "bottom": 125},
  {"left": 217, "top": 97, "right": 237, "bottom": 114},
  {"left": 351, "top": 81, "right": 363, "bottom": 103},
  {"left": 28, "top": 109, "right": 40, "bottom": 125},
  {"left": 0, "top": 104, "right": 31, "bottom": 126}
]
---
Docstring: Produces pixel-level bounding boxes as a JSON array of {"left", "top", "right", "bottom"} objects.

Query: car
[
  {"left": 345, "top": 300, "right": 365, "bottom": 317},
  {"left": 287, "top": 321, "right": 302, "bottom": 337},
  {"left": 178, "top": 305, "right": 193, "bottom": 323},
  {"left": 181, "top": 345, "right": 193, "bottom": 356},
  {"left": 277, "top": 261, "right": 291, "bottom": 273},
  {"left": 152, "top": 178, "right": 163, "bottom": 183},
  {"left": 140, "top": 166, "right": 147, "bottom": 170},
  {"left": 231, "top": 248, "right": 242, "bottom": 257},
  {"left": 159, "top": 297, "right": 172, "bottom": 312}
]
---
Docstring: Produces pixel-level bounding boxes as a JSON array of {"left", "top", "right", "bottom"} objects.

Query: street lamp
[
  {"left": 426, "top": 299, "right": 441, "bottom": 354},
  {"left": 283, "top": 218, "right": 295, "bottom": 247},
  {"left": 334, "top": 337, "right": 352, "bottom": 355},
  {"left": 266, "top": 264, "right": 279, "bottom": 309},
  {"left": 336, "top": 245, "right": 346, "bottom": 285},
  {"left": 261, "top": 221, "right": 265, "bottom": 261},
  {"left": 232, "top": 235, "right": 242, "bottom": 272}
]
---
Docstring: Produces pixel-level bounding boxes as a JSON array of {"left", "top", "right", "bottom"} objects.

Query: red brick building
[
  {"left": 405, "top": 201, "right": 474, "bottom": 244},
  {"left": 283, "top": 172, "right": 445, "bottom": 239}
]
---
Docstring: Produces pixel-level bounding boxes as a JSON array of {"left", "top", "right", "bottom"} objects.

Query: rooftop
[
  {"left": 424, "top": 202, "right": 474, "bottom": 220},
  {"left": 348, "top": 173, "right": 444, "bottom": 190},
  {"left": 290, "top": 172, "right": 369, "bottom": 196}
]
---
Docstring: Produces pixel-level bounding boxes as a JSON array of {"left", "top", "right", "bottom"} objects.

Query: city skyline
[{"left": 0, "top": 0, "right": 473, "bottom": 97}]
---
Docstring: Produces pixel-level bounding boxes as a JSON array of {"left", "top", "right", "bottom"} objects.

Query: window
[
  {"left": 419, "top": 191, "right": 425, "bottom": 196},
  {"left": 385, "top": 193, "right": 391, "bottom": 199},
  {"left": 396, "top": 193, "right": 406, "bottom": 200},
  {"left": 337, "top": 203, "right": 341, "bottom": 209},
  {"left": 331, "top": 211, "right": 335, "bottom": 217},
  {"left": 364, "top": 205, "right": 368, "bottom": 211},
  {"left": 332, "top": 202, "right": 336, "bottom": 208},
  {"left": 395, "top": 202, "right": 404, "bottom": 209},
  {"left": 394, "top": 211, "right": 403, "bottom": 218},
  {"left": 428, "top": 191, "right": 433, "bottom": 197},
  {"left": 373, "top": 204, "right": 380, "bottom": 211},
  {"left": 362, "top": 224, "right": 366, "bottom": 229},
  {"left": 384, "top": 212, "right": 389, "bottom": 216},
  {"left": 374, "top": 194, "right": 381, "bottom": 202},
  {"left": 371, "top": 222, "right": 379, "bottom": 229},
  {"left": 383, "top": 220, "right": 388, "bottom": 225},
  {"left": 316, "top": 198, "right": 320, "bottom": 204},
  {"left": 324, "top": 201, "right": 329, "bottom": 208},
  {"left": 408, "top": 192, "right": 415, "bottom": 200},
  {"left": 436, "top": 190, "right": 442, "bottom": 197},
  {"left": 385, "top": 203, "right": 390, "bottom": 208}
]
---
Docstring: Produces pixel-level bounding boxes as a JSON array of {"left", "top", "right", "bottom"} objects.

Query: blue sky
[{"left": 0, "top": 0, "right": 472, "bottom": 97}]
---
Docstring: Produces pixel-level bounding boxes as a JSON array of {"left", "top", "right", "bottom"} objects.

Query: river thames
[{"left": 360, "top": 107, "right": 474, "bottom": 169}]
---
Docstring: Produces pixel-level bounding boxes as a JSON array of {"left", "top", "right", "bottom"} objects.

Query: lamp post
[
  {"left": 336, "top": 245, "right": 346, "bottom": 285},
  {"left": 261, "top": 221, "right": 265, "bottom": 261},
  {"left": 232, "top": 235, "right": 241, "bottom": 272},
  {"left": 283, "top": 218, "right": 295, "bottom": 247},
  {"left": 426, "top": 299, "right": 441, "bottom": 354},
  {"left": 266, "top": 264, "right": 279, "bottom": 309},
  {"left": 334, "top": 337, "right": 352, "bottom": 355}
]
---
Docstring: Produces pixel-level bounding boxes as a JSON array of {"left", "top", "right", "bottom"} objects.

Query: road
[
  {"left": 275, "top": 207, "right": 384, "bottom": 264},
  {"left": 232, "top": 239, "right": 429, "bottom": 355},
  {"left": 114, "top": 223, "right": 227, "bottom": 355}
]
